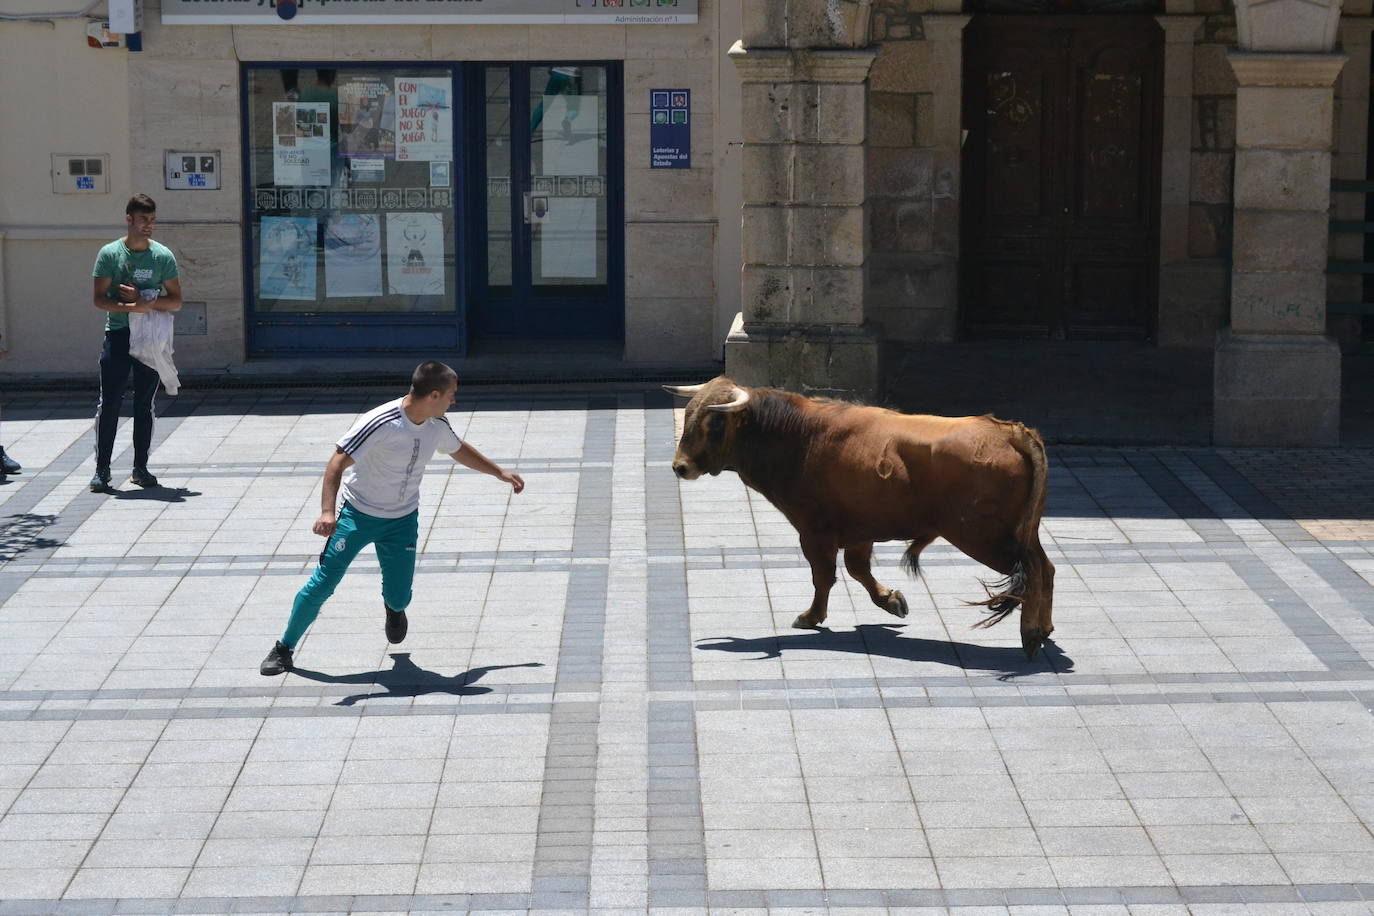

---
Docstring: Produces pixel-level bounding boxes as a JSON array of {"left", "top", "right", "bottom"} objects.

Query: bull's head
[{"left": 663, "top": 376, "right": 750, "bottom": 480}]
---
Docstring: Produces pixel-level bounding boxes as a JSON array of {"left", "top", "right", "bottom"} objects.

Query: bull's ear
[
  {"left": 706, "top": 386, "right": 750, "bottom": 413},
  {"left": 662, "top": 383, "right": 707, "bottom": 397}
]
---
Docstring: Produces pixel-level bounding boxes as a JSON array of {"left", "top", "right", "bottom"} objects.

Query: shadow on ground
[
  {"left": 885, "top": 340, "right": 1374, "bottom": 448},
  {"left": 696, "top": 623, "right": 1074, "bottom": 677},
  {"left": 109, "top": 486, "right": 201, "bottom": 503},
  {"left": 289, "top": 653, "right": 544, "bottom": 706},
  {"left": 0, "top": 513, "right": 63, "bottom": 560}
]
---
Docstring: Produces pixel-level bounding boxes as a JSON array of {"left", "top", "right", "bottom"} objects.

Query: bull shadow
[
  {"left": 289, "top": 653, "right": 544, "bottom": 706},
  {"left": 696, "top": 623, "right": 1073, "bottom": 677}
]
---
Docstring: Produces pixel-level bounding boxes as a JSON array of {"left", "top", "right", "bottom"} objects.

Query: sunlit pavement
[{"left": 0, "top": 386, "right": 1373, "bottom": 914}]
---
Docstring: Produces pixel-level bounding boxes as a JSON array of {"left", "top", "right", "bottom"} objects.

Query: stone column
[
  {"left": 922, "top": 15, "right": 972, "bottom": 337},
  {"left": 725, "top": 5, "right": 881, "bottom": 400},
  {"left": 1214, "top": 51, "right": 1346, "bottom": 445},
  {"left": 1328, "top": 19, "right": 1374, "bottom": 347}
]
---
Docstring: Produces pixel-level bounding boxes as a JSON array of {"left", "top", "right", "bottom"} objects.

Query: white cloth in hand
[{"left": 129, "top": 307, "right": 180, "bottom": 396}]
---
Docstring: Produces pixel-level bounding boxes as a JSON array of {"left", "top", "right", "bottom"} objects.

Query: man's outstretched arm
[{"left": 450, "top": 444, "right": 524, "bottom": 493}]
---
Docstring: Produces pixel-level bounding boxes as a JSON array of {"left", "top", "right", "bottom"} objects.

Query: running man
[{"left": 260, "top": 361, "right": 524, "bottom": 676}]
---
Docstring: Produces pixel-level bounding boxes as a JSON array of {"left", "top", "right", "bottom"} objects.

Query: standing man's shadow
[
  {"left": 289, "top": 653, "right": 543, "bottom": 706},
  {"left": 111, "top": 485, "right": 200, "bottom": 502}
]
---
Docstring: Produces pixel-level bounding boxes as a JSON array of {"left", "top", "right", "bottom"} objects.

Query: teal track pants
[{"left": 282, "top": 502, "right": 419, "bottom": 649}]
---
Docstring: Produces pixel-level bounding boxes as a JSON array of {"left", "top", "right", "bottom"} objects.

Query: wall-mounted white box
[
  {"left": 108, "top": 0, "right": 143, "bottom": 34},
  {"left": 52, "top": 154, "right": 109, "bottom": 194},
  {"left": 165, "top": 151, "right": 221, "bottom": 190}
]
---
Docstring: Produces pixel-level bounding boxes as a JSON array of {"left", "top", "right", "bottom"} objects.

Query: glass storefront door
[
  {"left": 472, "top": 64, "right": 623, "bottom": 341},
  {"left": 243, "top": 65, "right": 464, "bottom": 354}
]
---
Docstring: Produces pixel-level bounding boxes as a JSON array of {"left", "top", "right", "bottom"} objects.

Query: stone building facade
[{"left": 723, "top": 0, "right": 1366, "bottom": 444}]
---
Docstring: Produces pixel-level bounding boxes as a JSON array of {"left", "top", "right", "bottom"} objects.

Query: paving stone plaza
[{"left": 2, "top": 386, "right": 1374, "bottom": 915}]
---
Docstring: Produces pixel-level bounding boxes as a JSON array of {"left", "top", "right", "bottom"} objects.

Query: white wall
[{"left": 0, "top": 2, "right": 136, "bottom": 372}]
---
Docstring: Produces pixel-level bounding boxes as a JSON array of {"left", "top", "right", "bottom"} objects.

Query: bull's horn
[
  {"left": 706, "top": 386, "right": 750, "bottom": 413},
  {"left": 662, "top": 383, "right": 707, "bottom": 397}
]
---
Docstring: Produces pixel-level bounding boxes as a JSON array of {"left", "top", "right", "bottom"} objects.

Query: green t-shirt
[{"left": 92, "top": 238, "right": 179, "bottom": 332}]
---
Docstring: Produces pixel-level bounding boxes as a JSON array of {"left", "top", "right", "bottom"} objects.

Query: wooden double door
[{"left": 961, "top": 16, "right": 1164, "bottom": 340}]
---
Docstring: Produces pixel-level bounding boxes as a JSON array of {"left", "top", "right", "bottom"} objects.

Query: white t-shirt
[{"left": 336, "top": 397, "right": 463, "bottom": 518}]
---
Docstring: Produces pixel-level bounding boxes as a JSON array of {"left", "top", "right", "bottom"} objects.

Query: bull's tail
[
  {"left": 899, "top": 542, "right": 922, "bottom": 579},
  {"left": 1009, "top": 421, "right": 1050, "bottom": 550},
  {"left": 967, "top": 559, "right": 1028, "bottom": 628},
  {"left": 965, "top": 420, "right": 1049, "bottom": 630}
]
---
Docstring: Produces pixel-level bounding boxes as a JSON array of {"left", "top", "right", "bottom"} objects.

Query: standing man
[
  {"left": 0, "top": 333, "right": 20, "bottom": 480},
  {"left": 90, "top": 193, "right": 182, "bottom": 491},
  {"left": 260, "top": 361, "right": 524, "bottom": 676}
]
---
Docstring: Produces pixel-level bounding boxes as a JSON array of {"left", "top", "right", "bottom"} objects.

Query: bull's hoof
[
  {"left": 792, "top": 614, "right": 825, "bottom": 630},
  {"left": 883, "top": 590, "right": 909, "bottom": 619},
  {"left": 1021, "top": 629, "right": 1047, "bottom": 660}
]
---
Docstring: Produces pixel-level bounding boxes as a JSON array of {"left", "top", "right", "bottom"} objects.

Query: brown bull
[{"left": 666, "top": 376, "right": 1055, "bottom": 659}]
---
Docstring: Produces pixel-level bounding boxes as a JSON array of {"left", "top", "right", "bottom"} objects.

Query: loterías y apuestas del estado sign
[{"left": 161, "top": 0, "right": 697, "bottom": 26}]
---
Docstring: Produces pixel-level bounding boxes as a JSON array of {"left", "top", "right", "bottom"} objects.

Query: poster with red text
[{"left": 395, "top": 77, "right": 452, "bottom": 162}]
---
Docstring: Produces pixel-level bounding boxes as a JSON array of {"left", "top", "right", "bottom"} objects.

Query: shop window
[{"left": 245, "top": 66, "right": 459, "bottom": 316}]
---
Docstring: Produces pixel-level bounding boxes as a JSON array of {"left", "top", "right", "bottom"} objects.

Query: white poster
[
  {"left": 272, "top": 101, "right": 332, "bottom": 187},
  {"left": 259, "top": 216, "right": 317, "bottom": 301},
  {"left": 386, "top": 212, "right": 445, "bottom": 295},
  {"left": 539, "top": 198, "right": 599, "bottom": 279},
  {"left": 540, "top": 95, "right": 600, "bottom": 177},
  {"left": 395, "top": 77, "right": 453, "bottom": 163},
  {"left": 324, "top": 213, "right": 383, "bottom": 298}
]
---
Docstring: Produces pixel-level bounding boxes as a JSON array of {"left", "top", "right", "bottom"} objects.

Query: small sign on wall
[{"left": 650, "top": 89, "right": 690, "bottom": 169}]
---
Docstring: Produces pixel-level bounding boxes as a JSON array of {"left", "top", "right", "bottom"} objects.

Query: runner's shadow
[
  {"left": 696, "top": 623, "right": 1072, "bottom": 676},
  {"left": 290, "top": 653, "right": 544, "bottom": 706},
  {"left": 110, "top": 486, "right": 201, "bottom": 503}
]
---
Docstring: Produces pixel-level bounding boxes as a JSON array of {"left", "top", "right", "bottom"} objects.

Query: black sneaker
[
  {"left": 260, "top": 640, "right": 294, "bottom": 676},
  {"left": 384, "top": 605, "right": 407, "bottom": 644},
  {"left": 130, "top": 467, "right": 159, "bottom": 488},
  {"left": 89, "top": 467, "right": 112, "bottom": 492},
  {"left": 0, "top": 447, "right": 21, "bottom": 474}
]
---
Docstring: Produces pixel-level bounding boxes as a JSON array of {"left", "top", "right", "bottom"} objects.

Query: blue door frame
[
  {"left": 466, "top": 63, "right": 625, "bottom": 342},
  {"left": 241, "top": 62, "right": 468, "bottom": 357}
]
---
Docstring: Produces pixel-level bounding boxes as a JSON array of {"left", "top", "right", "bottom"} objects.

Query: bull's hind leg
[
  {"left": 843, "top": 543, "right": 908, "bottom": 619},
  {"left": 1020, "top": 543, "right": 1056, "bottom": 660},
  {"left": 793, "top": 536, "right": 838, "bottom": 629}
]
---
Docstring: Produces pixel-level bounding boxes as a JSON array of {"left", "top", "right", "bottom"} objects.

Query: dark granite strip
[{"left": 6, "top": 885, "right": 1374, "bottom": 915}]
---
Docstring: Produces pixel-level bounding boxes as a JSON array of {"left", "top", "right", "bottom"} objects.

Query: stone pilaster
[
  {"left": 726, "top": 40, "right": 881, "bottom": 399},
  {"left": 1214, "top": 50, "right": 1346, "bottom": 445}
]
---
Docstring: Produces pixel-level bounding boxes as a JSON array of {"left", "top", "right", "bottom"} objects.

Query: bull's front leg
[
  {"left": 844, "top": 542, "right": 908, "bottom": 619},
  {"left": 793, "top": 535, "right": 838, "bottom": 629}
]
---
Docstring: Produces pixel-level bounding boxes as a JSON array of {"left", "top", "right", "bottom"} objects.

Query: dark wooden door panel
[
  {"left": 962, "top": 15, "right": 1162, "bottom": 341},
  {"left": 1070, "top": 34, "right": 1154, "bottom": 228},
  {"left": 981, "top": 42, "right": 1056, "bottom": 226},
  {"left": 1068, "top": 261, "right": 1151, "bottom": 336},
  {"left": 965, "top": 257, "right": 1056, "bottom": 336}
]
